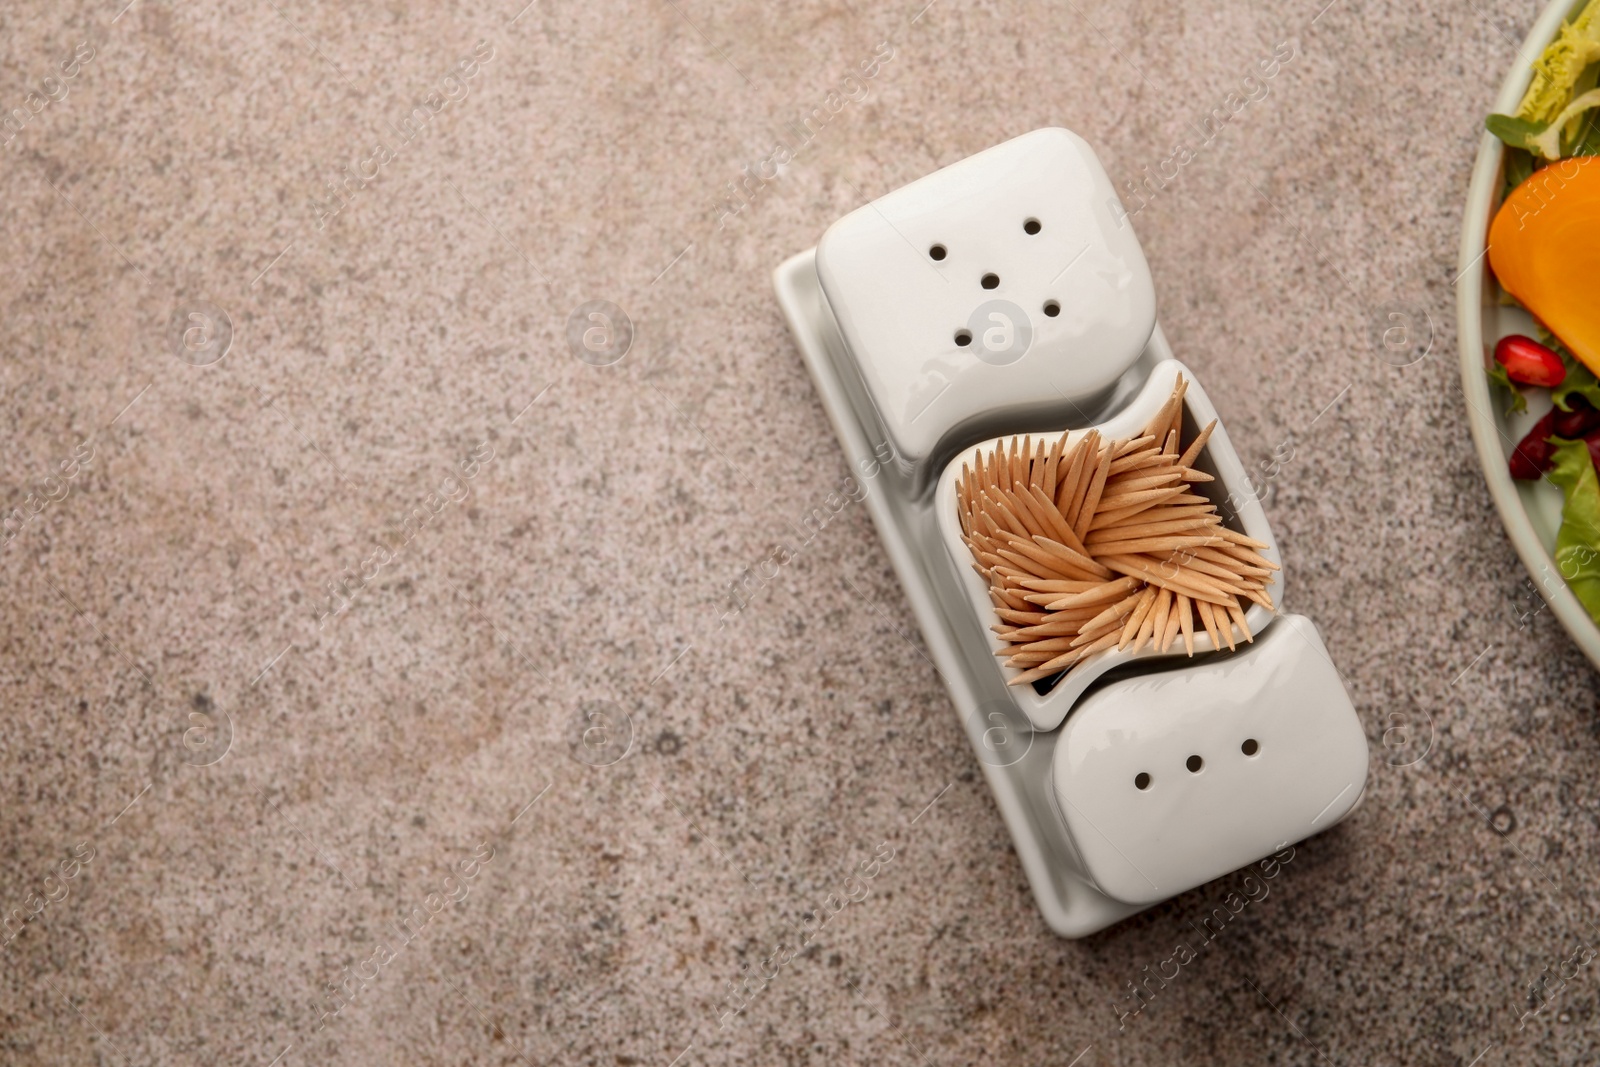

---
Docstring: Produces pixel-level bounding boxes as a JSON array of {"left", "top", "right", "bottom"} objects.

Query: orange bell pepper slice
[{"left": 1488, "top": 155, "right": 1600, "bottom": 375}]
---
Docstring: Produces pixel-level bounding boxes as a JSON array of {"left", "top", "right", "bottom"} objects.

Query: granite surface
[{"left": 4, "top": 0, "right": 1600, "bottom": 1064}]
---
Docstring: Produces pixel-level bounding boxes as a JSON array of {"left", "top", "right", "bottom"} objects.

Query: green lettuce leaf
[
  {"left": 1543, "top": 437, "right": 1600, "bottom": 623},
  {"left": 1488, "top": 113, "right": 1549, "bottom": 155},
  {"left": 1502, "top": 145, "right": 1537, "bottom": 198},
  {"left": 1519, "top": 0, "right": 1600, "bottom": 124},
  {"left": 1487, "top": 357, "right": 1530, "bottom": 414},
  {"left": 1574, "top": 105, "right": 1600, "bottom": 154},
  {"left": 1487, "top": 90, "right": 1600, "bottom": 159},
  {"left": 1487, "top": 0, "right": 1600, "bottom": 159}
]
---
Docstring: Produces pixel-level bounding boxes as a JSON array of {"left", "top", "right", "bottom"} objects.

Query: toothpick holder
[{"left": 773, "top": 128, "right": 1367, "bottom": 936}]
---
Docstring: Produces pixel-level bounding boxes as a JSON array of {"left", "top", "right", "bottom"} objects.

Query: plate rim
[{"left": 1455, "top": 0, "right": 1600, "bottom": 674}]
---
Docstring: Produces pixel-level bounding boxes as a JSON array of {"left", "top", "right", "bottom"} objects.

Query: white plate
[{"left": 1456, "top": 0, "right": 1600, "bottom": 673}]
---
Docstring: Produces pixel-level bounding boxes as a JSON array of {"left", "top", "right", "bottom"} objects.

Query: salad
[{"left": 1485, "top": 0, "right": 1600, "bottom": 623}]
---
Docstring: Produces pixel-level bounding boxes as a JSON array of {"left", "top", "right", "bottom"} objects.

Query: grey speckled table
[{"left": 3, "top": 0, "right": 1598, "bottom": 1064}]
